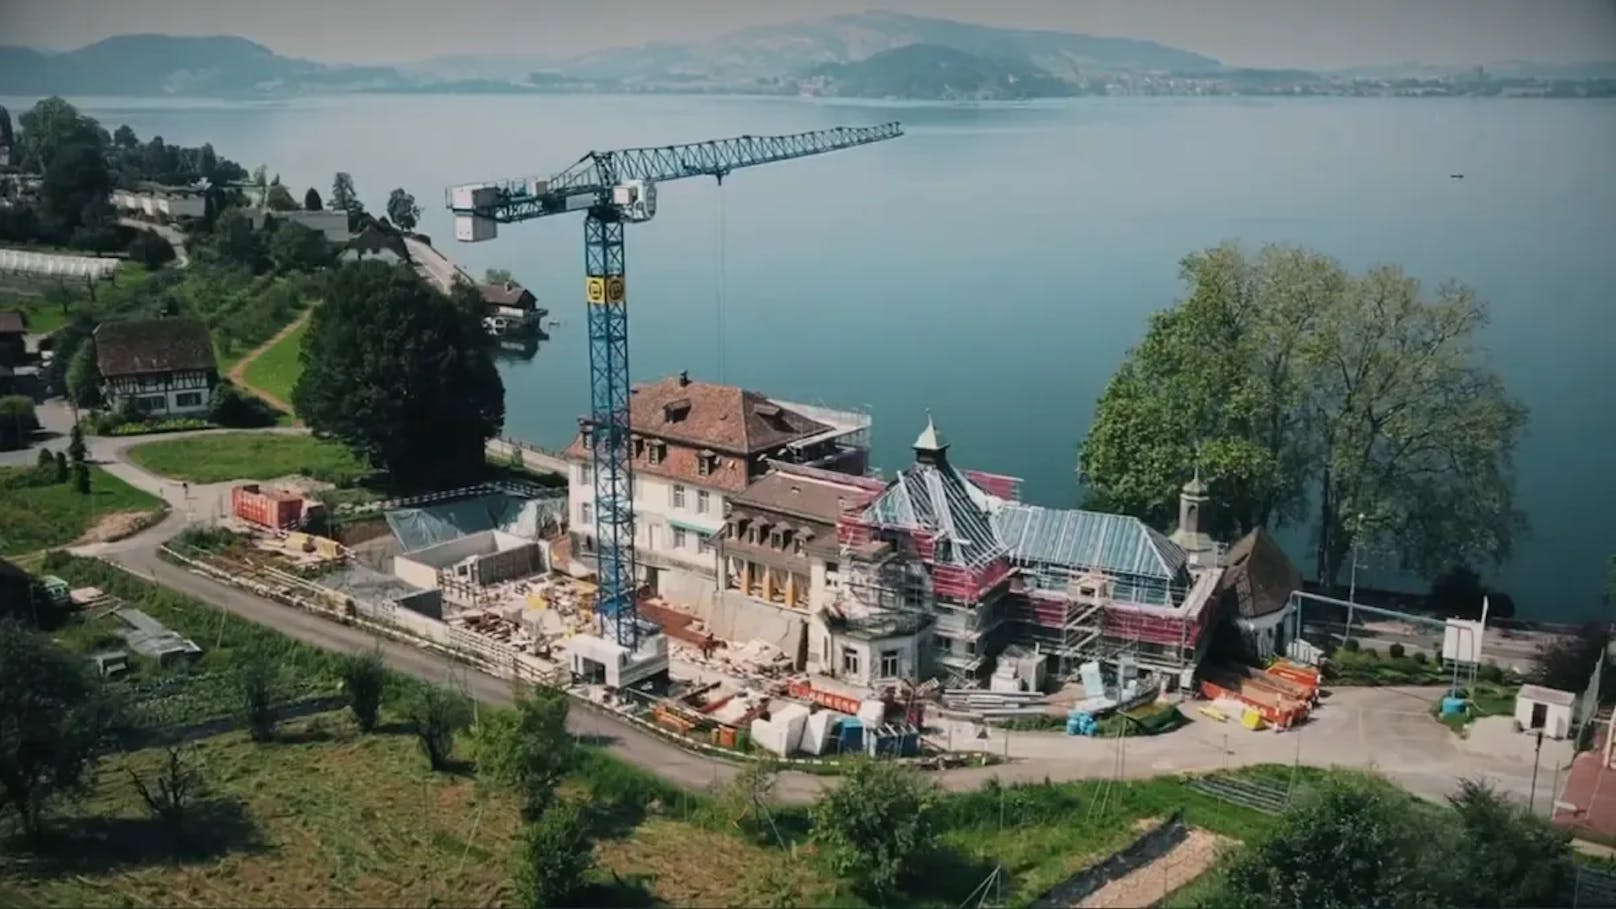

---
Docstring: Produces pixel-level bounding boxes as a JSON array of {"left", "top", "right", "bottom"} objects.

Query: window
[
  {"left": 174, "top": 392, "right": 203, "bottom": 408},
  {"left": 698, "top": 453, "right": 712, "bottom": 477},
  {"left": 841, "top": 646, "right": 861, "bottom": 676},
  {"left": 770, "top": 531, "right": 782, "bottom": 549},
  {"left": 793, "top": 538, "right": 804, "bottom": 555},
  {"left": 672, "top": 527, "right": 688, "bottom": 550},
  {"left": 698, "top": 533, "right": 712, "bottom": 555},
  {"left": 579, "top": 463, "right": 592, "bottom": 484},
  {"left": 822, "top": 634, "right": 831, "bottom": 665},
  {"left": 136, "top": 395, "right": 166, "bottom": 412},
  {"left": 936, "top": 540, "right": 952, "bottom": 563},
  {"left": 579, "top": 502, "right": 592, "bottom": 524},
  {"left": 696, "top": 490, "right": 709, "bottom": 514},
  {"left": 649, "top": 441, "right": 665, "bottom": 465},
  {"left": 633, "top": 437, "right": 645, "bottom": 457},
  {"left": 879, "top": 650, "right": 900, "bottom": 679},
  {"left": 671, "top": 484, "right": 686, "bottom": 508}
]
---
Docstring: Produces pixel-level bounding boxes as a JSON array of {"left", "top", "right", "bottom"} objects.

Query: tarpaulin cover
[{"left": 385, "top": 492, "right": 565, "bottom": 552}]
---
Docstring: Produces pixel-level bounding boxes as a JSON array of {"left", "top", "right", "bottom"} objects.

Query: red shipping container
[{"left": 232, "top": 484, "right": 304, "bottom": 530}]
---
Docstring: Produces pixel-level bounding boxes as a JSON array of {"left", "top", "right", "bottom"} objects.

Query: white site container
[
  {"left": 455, "top": 215, "right": 497, "bottom": 243},
  {"left": 449, "top": 184, "right": 500, "bottom": 211},
  {"left": 799, "top": 710, "right": 846, "bottom": 756},
  {"left": 857, "top": 699, "right": 887, "bottom": 726}
]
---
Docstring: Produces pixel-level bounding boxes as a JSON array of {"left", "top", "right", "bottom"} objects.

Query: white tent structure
[{"left": 0, "top": 249, "right": 122, "bottom": 280}]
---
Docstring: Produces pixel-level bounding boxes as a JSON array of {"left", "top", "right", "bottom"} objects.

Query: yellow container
[{"left": 1241, "top": 709, "right": 1266, "bottom": 731}]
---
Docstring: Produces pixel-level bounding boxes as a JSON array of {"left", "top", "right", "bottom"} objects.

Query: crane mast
[{"left": 447, "top": 122, "right": 902, "bottom": 663}]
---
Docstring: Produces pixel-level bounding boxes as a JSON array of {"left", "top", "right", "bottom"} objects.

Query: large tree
[
  {"left": 1079, "top": 242, "right": 1525, "bottom": 586},
  {"left": 268, "top": 221, "right": 330, "bottom": 273},
  {"left": 386, "top": 188, "right": 420, "bottom": 232},
  {"left": 0, "top": 621, "right": 125, "bottom": 837},
  {"left": 17, "top": 97, "right": 107, "bottom": 173},
  {"left": 330, "top": 172, "right": 358, "bottom": 213},
  {"left": 293, "top": 261, "right": 504, "bottom": 488}
]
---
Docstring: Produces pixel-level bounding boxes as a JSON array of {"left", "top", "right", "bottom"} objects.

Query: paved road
[
  {"left": 116, "top": 217, "right": 189, "bottom": 268},
  {"left": 37, "top": 413, "right": 1576, "bottom": 810}
]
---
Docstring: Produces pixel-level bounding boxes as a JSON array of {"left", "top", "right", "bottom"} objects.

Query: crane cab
[{"left": 612, "top": 180, "right": 657, "bottom": 222}]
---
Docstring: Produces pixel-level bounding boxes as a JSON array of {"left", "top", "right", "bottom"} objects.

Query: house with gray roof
[{"left": 825, "top": 412, "right": 1247, "bottom": 690}]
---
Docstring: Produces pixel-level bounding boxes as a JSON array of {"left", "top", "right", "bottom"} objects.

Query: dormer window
[
  {"left": 663, "top": 398, "right": 692, "bottom": 423},
  {"left": 648, "top": 440, "right": 666, "bottom": 465},
  {"left": 632, "top": 434, "right": 644, "bottom": 458},
  {"left": 698, "top": 449, "right": 716, "bottom": 477}
]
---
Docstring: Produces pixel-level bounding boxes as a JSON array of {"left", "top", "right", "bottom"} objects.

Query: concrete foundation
[{"left": 567, "top": 628, "right": 670, "bottom": 689}]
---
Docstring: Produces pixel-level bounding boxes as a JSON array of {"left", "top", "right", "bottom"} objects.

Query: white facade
[
  {"left": 568, "top": 458, "right": 726, "bottom": 605},
  {"left": 807, "top": 617, "right": 929, "bottom": 689},
  {"left": 104, "top": 371, "right": 213, "bottom": 418},
  {"left": 110, "top": 189, "right": 205, "bottom": 219},
  {"left": 1236, "top": 603, "right": 1294, "bottom": 662},
  {"left": 267, "top": 209, "right": 350, "bottom": 242},
  {"left": 1515, "top": 684, "right": 1575, "bottom": 739}
]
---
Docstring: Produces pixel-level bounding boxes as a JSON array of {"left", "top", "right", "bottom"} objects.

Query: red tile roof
[{"left": 562, "top": 375, "right": 833, "bottom": 492}]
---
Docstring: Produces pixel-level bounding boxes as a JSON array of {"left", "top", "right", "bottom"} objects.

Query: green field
[
  {"left": 3, "top": 556, "right": 1295, "bottom": 909},
  {"left": 240, "top": 319, "right": 307, "bottom": 411},
  {"left": 125, "top": 432, "right": 368, "bottom": 485},
  {"left": 0, "top": 466, "right": 165, "bottom": 555},
  {"left": 0, "top": 295, "right": 70, "bottom": 334}
]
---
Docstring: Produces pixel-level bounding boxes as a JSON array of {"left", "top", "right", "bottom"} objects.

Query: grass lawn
[
  {"left": 241, "top": 319, "right": 306, "bottom": 411},
  {"left": 0, "top": 295, "right": 71, "bottom": 334},
  {"left": 0, "top": 466, "right": 165, "bottom": 555},
  {"left": 6, "top": 557, "right": 1310, "bottom": 909},
  {"left": 125, "top": 432, "right": 368, "bottom": 485}
]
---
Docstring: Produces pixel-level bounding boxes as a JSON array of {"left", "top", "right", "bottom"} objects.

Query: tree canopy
[
  {"left": 268, "top": 221, "right": 330, "bottom": 273},
  {"left": 475, "top": 686, "right": 575, "bottom": 822},
  {"left": 304, "top": 187, "right": 323, "bottom": 211},
  {"left": 386, "top": 188, "right": 420, "bottom": 232},
  {"left": 811, "top": 759, "right": 938, "bottom": 897},
  {"left": 330, "top": 172, "right": 359, "bottom": 213},
  {"left": 1078, "top": 242, "right": 1526, "bottom": 585},
  {"left": 0, "top": 621, "right": 125, "bottom": 836},
  {"left": 1204, "top": 773, "right": 1572, "bottom": 909},
  {"left": 293, "top": 261, "right": 504, "bottom": 488}
]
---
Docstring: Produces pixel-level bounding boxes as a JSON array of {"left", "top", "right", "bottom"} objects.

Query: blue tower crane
[{"left": 447, "top": 122, "right": 902, "bottom": 653}]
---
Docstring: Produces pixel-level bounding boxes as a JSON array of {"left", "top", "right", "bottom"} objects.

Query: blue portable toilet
[
  {"left": 839, "top": 718, "right": 864, "bottom": 752},
  {"left": 1066, "top": 711, "right": 1097, "bottom": 736}
]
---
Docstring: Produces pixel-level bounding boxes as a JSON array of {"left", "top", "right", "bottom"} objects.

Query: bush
[
  {"left": 406, "top": 686, "right": 472, "bottom": 771},
  {"left": 128, "top": 229, "right": 176, "bottom": 268},
  {"left": 339, "top": 651, "right": 386, "bottom": 733},
  {"left": 1413, "top": 650, "right": 1429, "bottom": 665},
  {"left": 0, "top": 394, "right": 40, "bottom": 450},
  {"left": 512, "top": 802, "right": 593, "bottom": 909},
  {"left": 811, "top": 759, "right": 938, "bottom": 897},
  {"left": 1343, "top": 637, "right": 1361, "bottom": 652},
  {"left": 236, "top": 650, "right": 280, "bottom": 742},
  {"left": 1479, "top": 662, "right": 1506, "bottom": 684},
  {"left": 1389, "top": 643, "right": 1406, "bottom": 659},
  {"left": 209, "top": 380, "right": 278, "bottom": 428}
]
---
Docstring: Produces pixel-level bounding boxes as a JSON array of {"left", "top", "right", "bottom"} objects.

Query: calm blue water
[{"left": 19, "top": 93, "right": 1615, "bottom": 619}]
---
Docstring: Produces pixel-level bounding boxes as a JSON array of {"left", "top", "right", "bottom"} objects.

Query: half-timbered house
[{"left": 94, "top": 318, "right": 218, "bottom": 418}]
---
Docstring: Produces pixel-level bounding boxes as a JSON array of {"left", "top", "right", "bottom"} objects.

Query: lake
[{"left": 18, "top": 92, "right": 1615, "bottom": 620}]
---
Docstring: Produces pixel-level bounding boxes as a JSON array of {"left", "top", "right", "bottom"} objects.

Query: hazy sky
[{"left": 2, "top": 0, "right": 1614, "bottom": 68}]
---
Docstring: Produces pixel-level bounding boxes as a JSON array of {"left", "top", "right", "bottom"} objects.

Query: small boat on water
[{"left": 1450, "top": 173, "right": 1465, "bottom": 179}]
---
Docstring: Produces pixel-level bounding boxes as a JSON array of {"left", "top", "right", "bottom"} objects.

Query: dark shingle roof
[
  {"left": 1215, "top": 527, "right": 1302, "bottom": 618},
  {"left": 480, "top": 282, "right": 535, "bottom": 308},
  {"left": 94, "top": 318, "right": 215, "bottom": 378},
  {"left": 0, "top": 310, "right": 25, "bottom": 334}
]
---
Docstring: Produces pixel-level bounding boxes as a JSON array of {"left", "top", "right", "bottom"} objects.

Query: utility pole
[{"left": 1529, "top": 729, "right": 1545, "bottom": 814}]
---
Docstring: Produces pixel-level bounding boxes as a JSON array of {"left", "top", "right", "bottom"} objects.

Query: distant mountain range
[{"left": 3, "top": 14, "right": 1613, "bottom": 102}]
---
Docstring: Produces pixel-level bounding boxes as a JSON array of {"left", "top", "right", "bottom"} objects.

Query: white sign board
[{"left": 1442, "top": 618, "right": 1486, "bottom": 665}]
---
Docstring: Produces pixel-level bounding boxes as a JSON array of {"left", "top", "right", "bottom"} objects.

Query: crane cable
[{"left": 714, "top": 179, "right": 727, "bottom": 383}]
